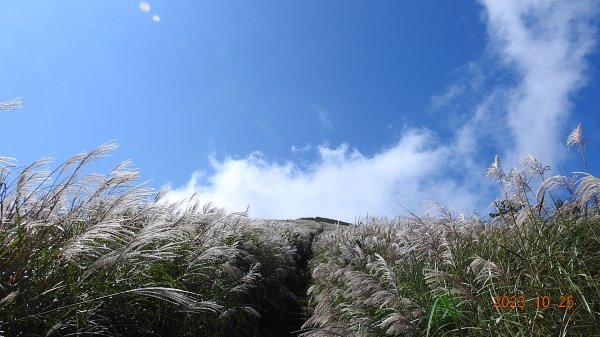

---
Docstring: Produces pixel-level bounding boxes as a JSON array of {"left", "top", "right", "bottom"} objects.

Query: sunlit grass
[
  {"left": 0, "top": 142, "right": 320, "bottom": 336},
  {"left": 301, "top": 127, "right": 600, "bottom": 336}
]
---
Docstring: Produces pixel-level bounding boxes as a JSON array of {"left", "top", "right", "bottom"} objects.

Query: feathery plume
[
  {"left": 485, "top": 155, "right": 504, "bottom": 180},
  {"left": 567, "top": 123, "right": 590, "bottom": 169},
  {"left": 567, "top": 123, "right": 588, "bottom": 153},
  {"left": 0, "top": 97, "right": 22, "bottom": 111}
]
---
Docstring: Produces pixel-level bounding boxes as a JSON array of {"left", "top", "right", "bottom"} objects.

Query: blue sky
[{"left": 1, "top": 0, "right": 599, "bottom": 221}]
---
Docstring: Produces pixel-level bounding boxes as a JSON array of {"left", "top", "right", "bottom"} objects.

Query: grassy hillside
[
  {"left": 302, "top": 155, "right": 600, "bottom": 336},
  {"left": 298, "top": 217, "right": 353, "bottom": 227},
  {"left": 1, "top": 141, "right": 599, "bottom": 336},
  {"left": 0, "top": 143, "right": 322, "bottom": 336}
]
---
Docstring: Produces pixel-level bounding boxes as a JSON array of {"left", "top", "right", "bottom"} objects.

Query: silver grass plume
[
  {"left": 567, "top": 123, "right": 590, "bottom": 169},
  {"left": 119, "top": 287, "right": 222, "bottom": 313},
  {"left": 521, "top": 154, "right": 550, "bottom": 178},
  {"left": 485, "top": 155, "right": 504, "bottom": 180},
  {"left": 567, "top": 123, "right": 589, "bottom": 154},
  {"left": 469, "top": 256, "right": 501, "bottom": 290},
  {"left": 0, "top": 97, "right": 22, "bottom": 111},
  {"left": 575, "top": 173, "right": 600, "bottom": 211}
]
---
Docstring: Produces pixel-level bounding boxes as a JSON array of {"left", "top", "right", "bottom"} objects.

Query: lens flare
[{"left": 139, "top": 2, "right": 151, "bottom": 13}]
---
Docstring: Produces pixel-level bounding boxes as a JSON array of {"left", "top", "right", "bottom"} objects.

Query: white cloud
[
  {"left": 164, "top": 129, "right": 482, "bottom": 221},
  {"left": 477, "top": 0, "right": 597, "bottom": 168},
  {"left": 152, "top": 14, "right": 160, "bottom": 23},
  {"left": 165, "top": 0, "right": 597, "bottom": 221}
]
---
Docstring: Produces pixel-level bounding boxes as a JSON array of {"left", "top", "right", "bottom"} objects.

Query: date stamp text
[{"left": 492, "top": 295, "right": 575, "bottom": 309}]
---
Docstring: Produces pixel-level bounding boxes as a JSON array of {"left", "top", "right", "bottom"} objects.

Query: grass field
[{"left": 1, "top": 125, "right": 599, "bottom": 336}]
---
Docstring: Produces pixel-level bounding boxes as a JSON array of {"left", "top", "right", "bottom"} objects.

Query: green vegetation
[
  {"left": 302, "top": 153, "right": 600, "bottom": 336},
  {"left": 0, "top": 143, "right": 321, "bottom": 336}
]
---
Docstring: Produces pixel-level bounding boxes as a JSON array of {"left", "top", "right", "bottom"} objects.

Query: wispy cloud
[
  {"left": 430, "top": 63, "right": 484, "bottom": 112},
  {"left": 291, "top": 144, "right": 312, "bottom": 155},
  {"left": 314, "top": 105, "right": 332, "bottom": 130},
  {"left": 478, "top": 0, "right": 597, "bottom": 168},
  {"left": 430, "top": 84, "right": 465, "bottom": 112},
  {"left": 165, "top": 0, "right": 598, "bottom": 221}
]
